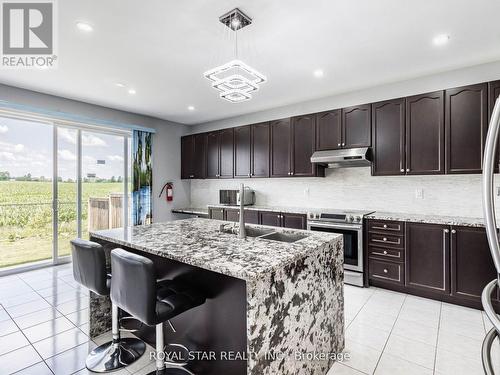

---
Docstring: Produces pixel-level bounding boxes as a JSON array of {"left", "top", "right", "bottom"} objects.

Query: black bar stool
[
  {"left": 110, "top": 248, "right": 206, "bottom": 375},
  {"left": 70, "top": 239, "right": 146, "bottom": 372}
]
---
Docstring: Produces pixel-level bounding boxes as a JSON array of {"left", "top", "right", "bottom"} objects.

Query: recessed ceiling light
[
  {"left": 115, "top": 83, "right": 125, "bottom": 88},
  {"left": 433, "top": 34, "right": 450, "bottom": 46},
  {"left": 127, "top": 88, "right": 136, "bottom": 95},
  {"left": 187, "top": 106, "right": 195, "bottom": 111},
  {"left": 76, "top": 22, "right": 93, "bottom": 32},
  {"left": 313, "top": 69, "right": 324, "bottom": 78}
]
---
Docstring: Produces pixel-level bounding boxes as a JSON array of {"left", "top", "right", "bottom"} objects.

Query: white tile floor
[{"left": 0, "top": 264, "right": 493, "bottom": 375}]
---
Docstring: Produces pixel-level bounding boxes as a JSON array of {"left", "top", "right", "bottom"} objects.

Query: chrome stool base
[{"left": 86, "top": 337, "right": 146, "bottom": 373}]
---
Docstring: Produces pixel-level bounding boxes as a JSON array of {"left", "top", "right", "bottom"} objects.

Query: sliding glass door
[
  {"left": 0, "top": 114, "right": 131, "bottom": 272},
  {"left": 0, "top": 117, "right": 54, "bottom": 269}
]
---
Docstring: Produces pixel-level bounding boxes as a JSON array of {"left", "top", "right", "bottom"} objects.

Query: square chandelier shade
[{"left": 204, "top": 59, "right": 267, "bottom": 103}]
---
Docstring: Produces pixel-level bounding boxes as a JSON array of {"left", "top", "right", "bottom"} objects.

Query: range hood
[{"left": 310, "top": 147, "right": 372, "bottom": 168}]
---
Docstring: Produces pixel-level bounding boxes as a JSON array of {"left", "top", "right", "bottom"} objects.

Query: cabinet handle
[
  {"left": 400, "top": 169, "right": 404, "bottom": 173},
  {"left": 342, "top": 142, "right": 345, "bottom": 146},
  {"left": 383, "top": 237, "right": 387, "bottom": 241},
  {"left": 383, "top": 224, "right": 387, "bottom": 228},
  {"left": 248, "top": 174, "right": 251, "bottom": 177},
  {"left": 383, "top": 250, "right": 388, "bottom": 255},
  {"left": 337, "top": 143, "right": 341, "bottom": 147},
  {"left": 451, "top": 229, "right": 456, "bottom": 234},
  {"left": 406, "top": 168, "right": 410, "bottom": 172},
  {"left": 444, "top": 229, "right": 449, "bottom": 233},
  {"left": 383, "top": 269, "right": 388, "bottom": 274}
]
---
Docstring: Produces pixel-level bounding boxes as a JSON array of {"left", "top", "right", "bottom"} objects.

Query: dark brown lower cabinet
[
  {"left": 225, "top": 209, "right": 239, "bottom": 222},
  {"left": 450, "top": 226, "right": 498, "bottom": 302},
  {"left": 281, "top": 213, "right": 307, "bottom": 229},
  {"left": 259, "top": 211, "right": 282, "bottom": 227},
  {"left": 244, "top": 210, "right": 259, "bottom": 224},
  {"left": 209, "top": 207, "right": 225, "bottom": 220},
  {"left": 405, "top": 222, "right": 450, "bottom": 294}
]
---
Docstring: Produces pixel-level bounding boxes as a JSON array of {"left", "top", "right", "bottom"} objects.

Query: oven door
[{"left": 307, "top": 221, "right": 363, "bottom": 272}]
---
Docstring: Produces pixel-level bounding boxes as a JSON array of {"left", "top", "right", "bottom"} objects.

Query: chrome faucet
[{"left": 238, "top": 183, "right": 246, "bottom": 239}]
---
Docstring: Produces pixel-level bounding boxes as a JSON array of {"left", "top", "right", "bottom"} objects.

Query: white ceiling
[{"left": 1, "top": 0, "right": 500, "bottom": 125}]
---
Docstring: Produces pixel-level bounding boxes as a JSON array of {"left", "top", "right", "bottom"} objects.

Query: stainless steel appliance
[
  {"left": 307, "top": 209, "right": 374, "bottom": 286},
  {"left": 310, "top": 147, "right": 372, "bottom": 168},
  {"left": 481, "top": 96, "right": 500, "bottom": 374},
  {"left": 219, "top": 188, "right": 255, "bottom": 206}
]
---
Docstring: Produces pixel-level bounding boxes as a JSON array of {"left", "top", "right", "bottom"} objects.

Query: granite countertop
[
  {"left": 171, "top": 207, "right": 209, "bottom": 216},
  {"left": 365, "top": 211, "right": 489, "bottom": 228},
  {"left": 207, "top": 204, "right": 311, "bottom": 214},
  {"left": 90, "top": 218, "right": 341, "bottom": 281}
]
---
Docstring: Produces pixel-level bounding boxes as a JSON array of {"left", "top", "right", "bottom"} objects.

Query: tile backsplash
[{"left": 190, "top": 167, "right": 497, "bottom": 218}]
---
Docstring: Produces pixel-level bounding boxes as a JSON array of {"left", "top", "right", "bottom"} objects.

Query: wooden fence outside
[{"left": 88, "top": 193, "right": 130, "bottom": 232}]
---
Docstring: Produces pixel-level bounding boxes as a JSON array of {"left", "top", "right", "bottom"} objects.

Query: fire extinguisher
[{"left": 159, "top": 182, "right": 173, "bottom": 202}]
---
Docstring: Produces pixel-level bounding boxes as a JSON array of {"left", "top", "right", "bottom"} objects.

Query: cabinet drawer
[
  {"left": 368, "top": 246, "right": 404, "bottom": 262},
  {"left": 368, "top": 233, "right": 404, "bottom": 248},
  {"left": 369, "top": 259, "right": 404, "bottom": 284},
  {"left": 368, "top": 220, "right": 404, "bottom": 235}
]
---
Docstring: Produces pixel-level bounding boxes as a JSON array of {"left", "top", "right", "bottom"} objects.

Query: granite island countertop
[{"left": 90, "top": 218, "right": 341, "bottom": 281}]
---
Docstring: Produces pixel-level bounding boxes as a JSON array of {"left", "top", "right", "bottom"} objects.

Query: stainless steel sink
[
  {"left": 258, "top": 232, "right": 309, "bottom": 243},
  {"left": 219, "top": 225, "right": 309, "bottom": 243}
]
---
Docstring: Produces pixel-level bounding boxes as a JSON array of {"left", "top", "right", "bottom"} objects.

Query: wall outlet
[
  {"left": 415, "top": 188, "right": 424, "bottom": 199},
  {"left": 304, "top": 188, "right": 310, "bottom": 198},
  {"left": 497, "top": 187, "right": 500, "bottom": 196}
]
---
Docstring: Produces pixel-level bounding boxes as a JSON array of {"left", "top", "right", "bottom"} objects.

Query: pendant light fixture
[{"left": 204, "top": 8, "right": 267, "bottom": 103}]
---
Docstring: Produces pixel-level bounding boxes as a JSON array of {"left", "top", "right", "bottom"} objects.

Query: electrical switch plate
[
  {"left": 415, "top": 188, "right": 424, "bottom": 199},
  {"left": 497, "top": 187, "right": 500, "bottom": 196},
  {"left": 304, "top": 188, "right": 310, "bottom": 197}
]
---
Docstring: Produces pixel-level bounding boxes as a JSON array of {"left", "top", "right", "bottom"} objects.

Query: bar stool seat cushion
[{"left": 155, "top": 280, "right": 205, "bottom": 322}]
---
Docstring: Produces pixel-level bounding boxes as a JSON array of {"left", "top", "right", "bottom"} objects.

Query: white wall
[
  {"left": 0, "top": 84, "right": 190, "bottom": 222},
  {"left": 191, "top": 168, "right": 493, "bottom": 218},
  {"left": 189, "top": 60, "right": 500, "bottom": 218}
]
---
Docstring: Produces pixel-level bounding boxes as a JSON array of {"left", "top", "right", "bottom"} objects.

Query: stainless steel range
[{"left": 307, "top": 209, "right": 374, "bottom": 287}]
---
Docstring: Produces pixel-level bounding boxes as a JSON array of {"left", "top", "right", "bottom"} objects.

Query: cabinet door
[
  {"left": 206, "top": 131, "right": 220, "bottom": 178},
  {"left": 342, "top": 104, "right": 371, "bottom": 148},
  {"left": 225, "top": 209, "right": 239, "bottom": 222},
  {"left": 371, "top": 99, "right": 405, "bottom": 176},
  {"left": 488, "top": 81, "right": 500, "bottom": 172},
  {"left": 406, "top": 91, "right": 445, "bottom": 175},
  {"left": 244, "top": 210, "right": 259, "bottom": 224},
  {"left": 251, "top": 122, "right": 270, "bottom": 178},
  {"left": 180, "top": 135, "right": 194, "bottom": 179},
  {"left": 259, "top": 211, "right": 282, "bottom": 227},
  {"left": 445, "top": 83, "right": 488, "bottom": 174},
  {"left": 291, "top": 114, "right": 316, "bottom": 177},
  {"left": 282, "top": 213, "right": 307, "bottom": 229},
  {"left": 316, "top": 109, "right": 342, "bottom": 150},
  {"left": 451, "top": 226, "right": 498, "bottom": 302},
  {"left": 193, "top": 133, "right": 207, "bottom": 179},
  {"left": 405, "top": 223, "right": 450, "bottom": 294},
  {"left": 209, "top": 208, "right": 225, "bottom": 220},
  {"left": 219, "top": 128, "right": 234, "bottom": 178},
  {"left": 234, "top": 125, "right": 251, "bottom": 178},
  {"left": 270, "top": 118, "right": 292, "bottom": 177}
]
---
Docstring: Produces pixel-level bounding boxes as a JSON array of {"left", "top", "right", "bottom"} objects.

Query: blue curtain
[{"left": 132, "top": 130, "right": 152, "bottom": 225}]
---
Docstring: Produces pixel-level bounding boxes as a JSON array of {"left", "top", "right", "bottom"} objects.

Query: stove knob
[
  {"left": 348, "top": 215, "right": 354, "bottom": 222},
  {"left": 356, "top": 216, "right": 362, "bottom": 222}
]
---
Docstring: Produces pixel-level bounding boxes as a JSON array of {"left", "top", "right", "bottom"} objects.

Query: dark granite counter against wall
[{"left": 89, "top": 218, "right": 344, "bottom": 375}]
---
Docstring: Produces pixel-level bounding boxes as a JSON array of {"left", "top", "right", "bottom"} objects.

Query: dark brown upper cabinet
[
  {"left": 181, "top": 135, "right": 195, "bottom": 179},
  {"left": 406, "top": 91, "right": 445, "bottom": 175},
  {"left": 219, "top": 128, "right": 234, "bottom": 178},
  {"left": 270, "top": 118, "right": 292, "bottom": 177},
  {"left": 315, "top": 109, "right": 342, "bottom": 150},
  {"left": 450, "top": 226, "right": 498, "bottom": 303},
  {"left": 181, "top": 134, "right": 206, "bottom": 179},
  {"left": 371, "top": 98, "right": 405, "bottom": 176},
  {"left": 251, "top": 122, "right": 270, "bottom": 178},
  {"left": 342, "top": 104, "right": 371, "bottom": 148},
  {"left": 405, "top": 222, "right": 450, "bottom": 294},
  {"left": 234, "top": 125, "right": 251, "bottom": 178},
  {"left": 445, "top": 83, "right": 488, "bottom": 174},
  {"left": 206, "top": 131, "right": 220, "bottom": 178},
  {"left": 291, "top": 114, "right": 317, "bottom": 177},
  {"left": 488, "top": 81, "right": 500, "bottom": 172}
]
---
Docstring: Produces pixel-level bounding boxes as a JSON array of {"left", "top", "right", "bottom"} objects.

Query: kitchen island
[{"left": 89, "top": 218, "right": 344, "bottom": 375}]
